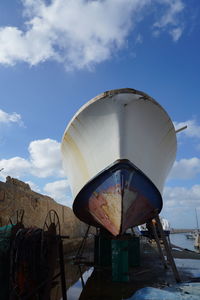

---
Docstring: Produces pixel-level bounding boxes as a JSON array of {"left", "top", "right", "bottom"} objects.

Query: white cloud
[
  {"left": 0, "top": 157, "right": 31, "bottom": 178},
  {"left": 169, "top": 157, "right": 200, "bottom": 180},
  {"left": 170, "top": 26, "right": 183, "bottom": 41},
  {"left": 162, "top": 185, "right": 200, "bottom": 228},
  {"left": 25, "top": 180, "right": 41, "bottom": 193},
  {"left": 174, "top": 119, "right": 200, "bottom": 138},
  {"left": 0, "top": 0, "right": 185, "bottom": 70},
  {"left": 153, "top": 0, "right": 184, "bottom": 41},
  {"left": 163, "top": 185, "right": 200, "bottom": 210},
  {"left": 29, "top": 139, "right": 64, "bottom": 177},
  {"left": 135, "top": 34, "right": 143, "bottom": 45},
  {"left": 0, "top": 109, "right": 22, "bottom": 125},
  {"left": 43, "top": 179, "right": 72, "bottom": 207},
  {"left": 0, "top": 138, "right": 64, "bottom": 180},
  {"left": 154, "top": 0, "right": 184, "bottom": 28}
]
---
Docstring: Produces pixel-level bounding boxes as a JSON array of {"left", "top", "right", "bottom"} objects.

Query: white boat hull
[{"left": 61, "top": 88, "right": 177, "bottom": 235}]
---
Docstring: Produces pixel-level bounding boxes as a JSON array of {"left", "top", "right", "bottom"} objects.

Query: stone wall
[{"left": 0, "top": 176, "right": 87, "bottom": 238}]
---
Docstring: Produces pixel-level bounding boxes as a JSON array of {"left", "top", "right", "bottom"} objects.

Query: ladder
[{"left": 150, "top": 210, "right": 181, "bottom": 282}]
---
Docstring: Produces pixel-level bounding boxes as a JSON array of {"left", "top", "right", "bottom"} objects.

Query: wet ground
[{"left": 50, "top": 235, "right": 200, "bottom": 300}]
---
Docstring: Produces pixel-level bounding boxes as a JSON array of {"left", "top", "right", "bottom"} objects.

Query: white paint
[{"left": 61, "top": 89, "right": 177, "bottom": 199}]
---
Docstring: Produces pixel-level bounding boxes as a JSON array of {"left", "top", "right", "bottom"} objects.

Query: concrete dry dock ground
[{"left": 50, "top": 237, "right": 200, "bottom": 299}]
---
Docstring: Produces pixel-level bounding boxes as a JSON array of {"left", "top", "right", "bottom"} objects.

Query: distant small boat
[
  {"left": 185, "top": 232, "right": 196, "bottom": 240},
  {"left": 61, "top": 88, "right": 177, "bottom": 236},
  {"left": 186, "top": 209, "right": 200, "bottom": 241},
  {"left": 194, "top": 209, "right": 200, "bottom": 249}
]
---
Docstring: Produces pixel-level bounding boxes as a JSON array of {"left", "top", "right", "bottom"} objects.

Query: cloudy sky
[{"left": 0, "top": 0, "right": 200, "bottom": 228}]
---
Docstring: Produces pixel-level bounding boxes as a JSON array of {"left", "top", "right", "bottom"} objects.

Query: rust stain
[
  {"left": 74, "top": 116, "right": 85, "bottom": 127},
  {"left": 101, "top": 186, "right": 121, "bottom": 232},
  {"left": 88, "top": 185, "right": 122, "bottom": 236},
  {"left": 64, "top": 133, "right": 89, "bottom": 179}
]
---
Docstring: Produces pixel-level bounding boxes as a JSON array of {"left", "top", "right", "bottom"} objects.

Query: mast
[{"left": 195, "top": 208, "right": 199, "bottom": 230}]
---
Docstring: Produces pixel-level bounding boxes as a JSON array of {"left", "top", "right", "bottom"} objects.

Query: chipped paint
[
  {"left": 87, "top": 184, "right": 156, "bottom": 236},
  {"left": 72, "top": 160, "right": 163, "bottom": 236},
  {"left": 88, "top": 185, "right": 122, "bottom": 236}
]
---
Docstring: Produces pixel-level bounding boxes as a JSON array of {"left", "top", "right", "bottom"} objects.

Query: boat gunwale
[{"left": 61, "top": 88, "right": 176, "bottom": 144}]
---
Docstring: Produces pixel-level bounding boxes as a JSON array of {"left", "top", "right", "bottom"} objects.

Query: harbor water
[
  {"left": 170, "top": 233, "right": 198, "bottom": 252},
  {"left": 170, "top": 233, "right": 200, "bottom": 281}
]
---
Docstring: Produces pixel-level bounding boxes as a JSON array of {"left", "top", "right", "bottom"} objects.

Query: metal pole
[
  {"left": 59, "top": 237, "right": 67, "bottom": 300},
  {"left": 75, "top": 225, "right": 90, "bottom": 261},
  {"left": 195, "top": 208, "right": 199, "bottom": 230},
  {"left": 175, "top": 125, "right": 187, "bottom": 133}
]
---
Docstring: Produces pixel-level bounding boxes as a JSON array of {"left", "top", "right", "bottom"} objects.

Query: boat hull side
[{"left": 61, "top": 89, "right": 177, "bottom": 201}]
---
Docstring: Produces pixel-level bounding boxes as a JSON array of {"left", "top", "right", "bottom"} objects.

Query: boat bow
[{"left": 73, "top": 160, "right": 162, "bottom": 236}]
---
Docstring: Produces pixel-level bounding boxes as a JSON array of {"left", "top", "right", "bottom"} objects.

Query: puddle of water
[
  {"left": 67, "top": 268, "right": 137, "bottom": 300},
  {"left": 56, "top": 263, "right": 144, "bottom": 300},
  {"left": 66, "top": 268, "right": 94, "bottom": 300},
  {"left": 174, "top": 258, "right": 200, "bottom": 278}
]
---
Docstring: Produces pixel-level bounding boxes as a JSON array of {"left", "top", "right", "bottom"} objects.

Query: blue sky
[{"left": 0, "top": 0, "right": 200, "bottom": 228}]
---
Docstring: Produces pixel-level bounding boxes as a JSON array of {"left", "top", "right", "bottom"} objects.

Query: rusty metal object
[{"left": 43, "top": 209, "right": 61, "bottom": 235}]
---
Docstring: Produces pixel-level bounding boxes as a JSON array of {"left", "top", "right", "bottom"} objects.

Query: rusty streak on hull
[{"left": 73, "top": 160, "right": 162, "bottom": 236}]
